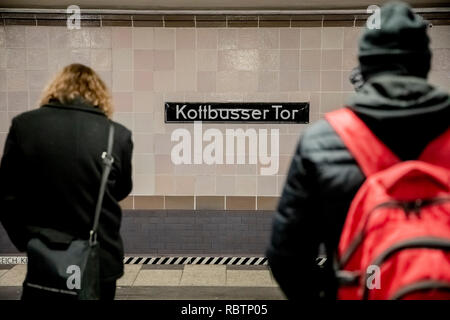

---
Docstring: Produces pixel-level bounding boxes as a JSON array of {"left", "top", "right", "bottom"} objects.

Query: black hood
[{"left": 347, "top": 74, "right": 450, "bottom": 160}]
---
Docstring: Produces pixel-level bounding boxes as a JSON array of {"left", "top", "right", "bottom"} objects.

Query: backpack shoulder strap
[
  {"left": 419, "top": 128, "right": 450, "bottom": 169},
  {"left": 325, "top": 108, "right": 400, "bottom": 177}
]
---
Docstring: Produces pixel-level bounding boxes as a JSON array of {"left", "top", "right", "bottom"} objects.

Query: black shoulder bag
[{"left": 23, "top": 123, "right": 115, "bottom": 300}]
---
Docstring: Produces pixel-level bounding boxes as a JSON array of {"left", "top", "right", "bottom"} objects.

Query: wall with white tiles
[{"left": 0, "top": 25, "right": 449, "bottom": 196}]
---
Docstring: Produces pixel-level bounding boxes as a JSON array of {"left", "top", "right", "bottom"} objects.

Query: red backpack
[{"left": 325, "top": 107, "right": 450, "bottom": 300}]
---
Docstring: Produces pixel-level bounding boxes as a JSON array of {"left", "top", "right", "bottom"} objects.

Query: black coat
[
  {"left": 0, "top": 98, "right": 133, "bottom": 281},
  {"left": 267, "top": 75, "right": 450, "bottom": 299}
]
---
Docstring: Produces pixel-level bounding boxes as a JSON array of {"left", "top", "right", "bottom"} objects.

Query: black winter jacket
[
  {"left": 0, "top": 98, "right": 133, "bottom": 281},
  {"left": 267, "top": 75, "right": 450, "bottom": 300}
]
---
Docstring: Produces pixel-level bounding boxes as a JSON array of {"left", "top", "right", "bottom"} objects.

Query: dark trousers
[{"left": 21, "top": 280, "right": 116, "bottom": 300}]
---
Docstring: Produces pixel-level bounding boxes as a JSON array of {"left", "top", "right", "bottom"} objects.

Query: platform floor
[{"left": 0, "top": 264, "right": 286, "bottom": 300}]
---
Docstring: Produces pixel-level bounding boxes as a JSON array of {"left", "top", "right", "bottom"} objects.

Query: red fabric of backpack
[{"left": 325, "top": 107, "right": 450, "bottom": 300}]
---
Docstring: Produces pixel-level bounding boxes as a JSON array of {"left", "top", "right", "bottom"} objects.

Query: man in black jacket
[
  {"left": 267, "top": 2, "right": 450, "bottom": 300},
  {"left": 0, "top": 96, "right": 133, "bottom": 299}
]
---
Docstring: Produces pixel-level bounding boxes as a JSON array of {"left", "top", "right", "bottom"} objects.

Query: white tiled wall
[{"left": 0, "top": 25, "right": 449, "bottom": 196}]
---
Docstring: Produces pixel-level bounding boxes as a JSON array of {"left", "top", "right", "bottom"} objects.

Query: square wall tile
[
  {"left": 235, "top": 176, "right": 256, "bottom": 196},
  {"left": 280, "top": 28, "right": 300, "bottom": 49},
  {"left": 155, "top": 154, "right": 174, "bottom": 175},
  {"left": 112, "top": 91, "right": 133, "bottom": 112},
  {"left": 134, "top": 70, "right": 153, "bottom": 91},
  {"left": 7, "top": 91, "right": 28, "bottom": 112},
  {"left": 68, "top": 29, "right": 91, "bottom": 48},
  {"left": 280, "top": 50, "right": 299, "bottom": 70},
  {"left": 238, "top": 28, "right": 259, "bottom": 49},
  {"left": 5, "top": 26, "right": 26, "bottom": 48},
  {"left": 197, "top": 71, "right": 216, "bottom": 92},
  {"left": 133, "top": 173, "right": 155, "bottom": 195},
  {"left": 91, "top": 49, "right": 112, "bottom": 70},
  {"left": 279, "top": 71, "right": 299, "bottom": 92},
  {"left": 176, "top": 71, "right": 196, "bottom": 91},
  {"left": 28, "top": 70, "right": 50, "bottom": 92},
  {"left": 195, "top": 175, "right": 216, "bottom": 195},
  {"left": 133, "top": 133, "right": 154, "bottom": 153},
  {"left": 133, "top": 112, "right": 154, "bottom": 133},
  {"left": 134, "top": 153, "right": 155, "bottom": 175},
  {"left": 216, "top": 175, "right": 235, "bottom": 195},
  {"left": 112, "top": 48, "right": 132, "bottom": 70},
  {"left": 175, "top": 175, "right": 195, "bottom": 194},
  {"left": 153, "top": 71, "right": 175, "bottom": 92},
  {"left": 322, "top": 27, "right": 344, "bottom": 49},
  {"left": 258, "top": 28, "right": 279, "bottom": 49},
  {"left": 154, "top": 28, "right": 175, "bottom": 49},
  {"left": 133, "top": 28, "right": 154, "bottom": 49},
  {"left": 258, "top": 71, "right": 279, "bottom": 92},
  {"left": 25, "top": 26, "right": 49, "bottom": 48},
  {"left": 321, "top": 49, "right": 343, "bottom": 70},
  {"left": 176, "top": 28, "right": 196, "bottom": 49},
  {"left": 7, "top": 70, "right": 27, "bottom": 91},
  {"left": 112, "top": 70, "right": 133, "bottom": 91},
  {"left": 300, "top": 71, "right": 321, "bottom": 91},
  {"left": 344, "top": 27, "right": 363, "bottom": 49},
  {"left": 27, "top": 48, "right": 48, "bottom": 70},
  {"left": 259, "top": 50, "right": 279, "bottom": 71},
  {"left": 176, "top": 50, "right": 196, "bottom": 71},
  {"left": 153, "top": 50, "right": 175, "bottom": 70},
  {"left": 321, "top": 70, "right": 343, "bottom": 91},
  {"left": 112, "top": 27, "right": 132, "bottom": 48},
  {"left": 257, "top": 176, "right": 278, "bottom": 196},
  {"left": 197, "top": 29, "right": 218, "bottom": 49},
  {"left": 218, "top": 29, "right": 238, "bottom": 50},
  {"left": 134, "top": 49, "right": 154, "bottom": 70},
  {"left": 155, "top": 175, "right": 175, "bottom": 194},
  {"left": 237, "top": 71, "right": 258, "bottom": 93},
  {"left": 216, "top": 70, "right": 239, "bottom": 92},
  {"left": 6, "top": 48, "right": 26, "bottom": 69},
  {"left": 49, "top": 27, "right": 69, "bottom": 49},
  {"left": 301, "top": 28, "right": 321, "bottom": 49},
  {"left": 300, "top": 50, "right": 321, "bottom": 70},
  {"left": 90, "top": 28, "right": 111, "bottom": 48},
  {"left": 133, "top": 91, "right": 158, "bottom": 112},
  {"left": 153, "top": 133, "right": 173, "bottom": 154},
  {"left": 197, "top": 50, "right": 218, "bottom": 71}
]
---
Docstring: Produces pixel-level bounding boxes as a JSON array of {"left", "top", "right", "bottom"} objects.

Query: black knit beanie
[{"left": 358, "top": 1, "right": 431, "bottom": 80}]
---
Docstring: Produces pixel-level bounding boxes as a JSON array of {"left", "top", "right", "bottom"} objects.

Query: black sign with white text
[{"left": 165, "top": 102, "right": 309, "bottom": 123}]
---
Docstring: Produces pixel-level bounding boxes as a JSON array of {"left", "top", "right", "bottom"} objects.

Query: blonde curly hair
[{"left": 40, "top": 63, "right": 113, "bottom": 118}]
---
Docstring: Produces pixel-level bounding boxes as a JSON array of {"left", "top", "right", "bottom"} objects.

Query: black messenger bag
[{"left": 23, "top": 123, "right": 115, "bottom": 300}]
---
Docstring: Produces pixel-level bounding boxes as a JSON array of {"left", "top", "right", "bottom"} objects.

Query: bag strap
[
  {"left": 90, "top": 123, "right": 114, "bottom": 245},
  {"left": 325, "top": 108, "right": 400, "bottom": 177},
  {"left": 419, "top": 127, "right": 450, "bottom": 170}
]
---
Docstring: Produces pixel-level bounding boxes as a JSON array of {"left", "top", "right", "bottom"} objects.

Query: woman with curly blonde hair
[
  {"left": 40, "top": 63, "right": 114, "bottom": 118},
  {"left": 0, "top": 63, "right": 133, "bottom": 300}
]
